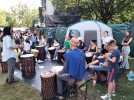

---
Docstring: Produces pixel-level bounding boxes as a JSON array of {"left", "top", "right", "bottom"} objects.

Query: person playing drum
[
  {"left": 57, "top": 37, "right": 90, "bottom": 99},
  {"left": 53, "top": 39, "right": 60, "bottom": 60},
  {"left": 22, "top": 38, "right": 31, "bottom": 54},
  {"left": 2, "top": 26, "right": 22, "bottom": 84},
  {"left": 88, "top": 49, "right": 109, "bottom": 87},
  {"left": 88, "top": 40, "right": 98, "bottom": 53}
]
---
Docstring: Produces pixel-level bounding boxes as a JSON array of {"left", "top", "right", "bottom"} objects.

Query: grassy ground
[
  {"left": 0, "top": 73, "right": 42, "bottom": 100},
  {"left": 0, "top": 59, "right": 133, "bottom": 100},
  {"left": 85, "top": 58, "right": 134, "bottom": 100}
]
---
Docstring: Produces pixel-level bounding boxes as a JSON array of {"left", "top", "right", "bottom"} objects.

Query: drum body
[
  {"left": 85, "top": 52, "right": 93, "bottom": 64},
  {"left": 0, "top": 62, "right": 8, "bottom": 73},
  {"left": 41, "top": 72, "right": 57, "bottom": 100},
  {"left": 36, "top": 46, "right": 46, "bottom": 61},
  {"left": 48, "top": 47, "right": 55, "bottom": 60},
  {"left": 57, "top": 49, "right": 65, "bottom": 64},
  {"left": 20, "top": 54, "right": 35, "bottom": 78}
]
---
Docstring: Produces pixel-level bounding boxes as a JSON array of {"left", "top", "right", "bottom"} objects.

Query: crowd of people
[
  {"left": 56, "top": 30, "right": 133, "bottom": 100},
  {"left": 0, "top": 26, "right": 133, "bottom": 100}
]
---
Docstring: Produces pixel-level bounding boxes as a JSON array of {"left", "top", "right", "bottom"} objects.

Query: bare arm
[
  {"left": 108, "top": 56, "right": 116, "bottom": 63},
  {"left": 126, "top": 37, "right": 133, "bottom": 45},
  {"left": 122, "top": 37, "right": 133, "bottom": 46},
  {"left": 89, "top": 59, "right": 99, "bottom": 65}
]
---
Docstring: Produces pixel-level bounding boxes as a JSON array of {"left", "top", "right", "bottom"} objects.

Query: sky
[
  {"left": 0, "top": 0, "right": 54, "bottom": 15},
  {"left": 0, "top": 0, "right": 41, "bottom": 11}
]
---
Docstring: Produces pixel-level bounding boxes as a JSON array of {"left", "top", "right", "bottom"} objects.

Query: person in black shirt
[
  {"left": 77, "top": 37, "right": 86, "bottom": 50},
  {"left": 88, "top": 40, "right": 98, "bottom": 53}
]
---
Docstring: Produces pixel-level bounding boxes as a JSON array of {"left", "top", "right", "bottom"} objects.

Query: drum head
[
  {"left": 58, "top": 49, "right": 65, "bottom": 53},
  {"left": 50, "top": 66, "right": 63, "bottom": 74},
  {"left": 41, "top": 71, "right": 55, "bottom": 78},
  {"left": 54, "top": 43, "right": 59, "bottom": 47},
  {"left": 20, "top": 54, "right": 34, "bottom": 58},
  {"left": 36, "top": 45, "right": 45, "bottom": 48},
  {"left": 85, "top": 52, "right": 92, "bottom": 57},
  {"left": 31, "top": 49, "right": 39, "bottom": 53},
  {"left": 48, "top": 47, "right": 55, "bottom": 50}
]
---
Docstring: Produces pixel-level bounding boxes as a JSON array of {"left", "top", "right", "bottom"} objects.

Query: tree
[
  {"left": 51, "top": 0, "right": 134, "bottom": 23},
  {"left": 0, "top": 10, "right": 7, "bottom": 26},
  {"left": 10, "top": 3, "right": 38, "bottom": 27}
]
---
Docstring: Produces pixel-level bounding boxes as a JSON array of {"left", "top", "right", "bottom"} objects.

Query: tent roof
[{"left": 68, "top": 20, "right": 112, "bottom": 34}]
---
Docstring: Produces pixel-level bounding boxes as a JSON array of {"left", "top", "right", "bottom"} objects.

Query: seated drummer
[
  {"left": 88, "top": 49, "right": 109, "bottom": 87},
  {"left": 88, "top": 40, "right": 98, "bottom": 53},
  {"left": 53, "top": 39, "right": 60, "bottom": 60},
  {"left": 77, "top": 37, "right": 86, "bottom": 51},
  {"left": 22, "top": 38, "right": 31, "bottom": 54},
  {"left": 57, "top": 37, "right": 89, "bottom": 99},
  {"left": 88, "top": 49, "right": 109, "bottom": 67}
]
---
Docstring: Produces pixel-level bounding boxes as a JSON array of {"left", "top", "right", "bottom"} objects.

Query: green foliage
[
  {"left": 0, "top": 3, "right": 38, "bottom": 27},
  {"left": 52, "top": 0, "right": 134, "bottom": 24},
  {"left": 0, "top": 10, "right": 7, "bottom": 26}
]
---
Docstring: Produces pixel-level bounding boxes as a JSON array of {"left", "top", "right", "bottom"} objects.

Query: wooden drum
[
  {"left": 85, "top": 52, "right": 93, "bottom": 64},
  {"left": 0, "top": 62, "right": 8, "bottom": 73},
  {"left": 48, "top": 47, "right": 55, "bottom": 60},
  {"left": 20, "top": 54, "right": 35, "bottom": 78},
  {"left": 41, "top": 71, "right": 57, "bottom": 100},
  {"left": 57, "top": 49, "right": 65, "bottom": 64},
  {"left": 36, "top": 45, "right": 46, "bottom": 61}
]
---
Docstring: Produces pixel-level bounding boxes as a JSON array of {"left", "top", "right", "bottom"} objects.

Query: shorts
[{"left": 108, "top": 68, "right": 116, "bottom": 82}]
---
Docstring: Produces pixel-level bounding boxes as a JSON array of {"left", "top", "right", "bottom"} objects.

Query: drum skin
[
  {"left": 20, "top": 55, "right": 36, "bottom": 78},
  {"left": 36, "top": 46, "right": 46, "bottom": 61},
  {"left": 41, "top": 73, "right": 57, "bottom": 100}
]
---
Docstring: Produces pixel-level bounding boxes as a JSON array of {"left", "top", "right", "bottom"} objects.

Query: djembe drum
[
  {"left": 31, "top": 49, "right": 39, "bottom": 58},
  {"left": 40, "top": 71, "right": 57, "bottom": 100},
  {"left": 85, "top": 52, "right": 93, "bottom": 64},
  {"left": 57, "top": 49, "right": 65, "bottom": 64},
  {"left": 0, "top": 62, "right": 8, "bottom": 73},
  {"left": 48, "top": 47, "right": 55, "bottom": 60},
  {"left": 0, "top": 53, "right": 8, "bottom": 73},
  {"left": 36, "top": 45, "right": 46, "bottom": 61},
  {"left": 20, "top": 54, "right": 35, "bottom": 78}
]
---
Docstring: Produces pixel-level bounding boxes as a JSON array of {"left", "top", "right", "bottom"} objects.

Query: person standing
[
  {"left": 101, "top": 40, "right": 120, "bottom": 100},
  {"left": 122, "top": 31, "right": 133, "bottom": 70},
  {"left": 101, "top": 31, "right": 113, "bottom": 49},
  {"left": 2, "top": 26, "right": 20, "bottom": 84}
]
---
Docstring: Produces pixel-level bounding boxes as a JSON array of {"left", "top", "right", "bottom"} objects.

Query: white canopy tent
[{"left": 66, "top": 20, "right": 113, "bottom": 49}]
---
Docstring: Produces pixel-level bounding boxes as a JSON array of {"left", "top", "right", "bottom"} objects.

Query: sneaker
[
  {"left": 112, "top": 91, "right": 116, "bottom": 97},
  {"left": 100, "top": 93, "right": 112, "bottom": 100},
  {"left": 57, "top": 95, "right": 64, "bottom": 100}
]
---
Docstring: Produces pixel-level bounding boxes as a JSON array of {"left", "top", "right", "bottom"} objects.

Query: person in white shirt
[
  {"left": 102, "top": 31, "right": 113, "bottom": 49},
  {"left": 23, "top": 38, "right": 31, "bottom": 54},
  {"left": 39, "top": 35, "right": 47, "bottom": 46},
  {"left": 2, "top": 26, "right": 20, "bottom": 84}
]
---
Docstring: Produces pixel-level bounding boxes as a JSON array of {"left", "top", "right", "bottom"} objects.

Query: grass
[
  {"left": 84, "top": 59, "right": 134, "bottom": 100},
  {"left": 0, "top": 59, "right": 133, "bottom": 100},
  {"left": 0, "top": 73, "right": 42, "bottom": 100}
]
